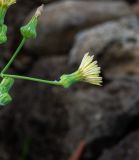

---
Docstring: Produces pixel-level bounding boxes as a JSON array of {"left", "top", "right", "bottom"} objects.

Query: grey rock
[
  {"left": 63, "top": 0, "right": 122, "bottom": 1},
  {"left": 25, "top": 1, "right": 132, "bottom": 55},
  {"left": 0, "top": 56, "right": 69, "bottom": 160},
  {"left": 99, "top": 129, "right": 139, "bottom": 160},
  {"left": 1, "top": 55, "right": 139, "bottom": 160},
  {"left": 69, "top": 16, "right": 139, "bottom": 79},
  {"left": 63, "top": 76, "right": 139, "bottom": 159}
]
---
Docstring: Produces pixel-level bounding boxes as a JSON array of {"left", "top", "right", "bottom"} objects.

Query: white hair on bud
[{"left": 35, "top": 4, "right": 44, "bottom": 17}]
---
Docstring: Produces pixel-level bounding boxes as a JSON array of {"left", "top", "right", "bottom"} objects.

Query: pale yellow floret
[
  {"left": 35, "top": 4, "right": 44, "bottom": 18},
  {"left": 78, "top": 52, "right": 102, "bottom": 86},
  {"left": 0, "top": 0, "right": 16, "bottom": 7}
]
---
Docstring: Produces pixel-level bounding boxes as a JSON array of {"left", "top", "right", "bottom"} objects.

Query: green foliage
[
  {"left": 0, "top": 24, "right": 7, "bottom": 44},
  {"left": 0, "top": 78, "right": 14, "bottom": 106},
  {"left": 59, "top": 72, "right": 81, "bottom": 88},
  {"left": 0, "top": 7, "right": 7, "bottom": 25},
  {"left": 20, "top": 137, "right": 31, "bottom": 160},
  {"left": 0, "top": 77, "right": 14, "bottom": 92},
  {"left": 0, "top": 2, "right": 44, "bottom": 106},
  {"left": 0, "top": 93, "right": 12, "bottom": 106},
  {"left": 20, "top": 16, "right": 38, "bottom": 39},
  {"left": 0, "top": 1, "right": 102, "bottom": 107}
]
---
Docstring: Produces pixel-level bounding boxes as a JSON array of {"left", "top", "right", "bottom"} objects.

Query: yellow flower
[
  {"left": 0, "top": 0, "right": 16, "bottom": 7},
  {"left": 77, "top": 52, "right": 102, "bottom": 86},
  {"left": 60, "top": 52, "right": 102, "bottom": 88}
]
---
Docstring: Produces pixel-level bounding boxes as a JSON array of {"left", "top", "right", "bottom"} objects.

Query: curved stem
[
  {"left": 1, "top": 73, "right": 62, "bottom": 86},
  {"left": 0, "top": 7, "right": 7, "bottom": 25},
  {"left": 1, "top": 38, "right": 26, "bottom": 74}
]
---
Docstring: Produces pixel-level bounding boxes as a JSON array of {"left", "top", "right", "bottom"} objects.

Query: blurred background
[{"left": 1, "top": 0, "right": 139, "bottom": 160}]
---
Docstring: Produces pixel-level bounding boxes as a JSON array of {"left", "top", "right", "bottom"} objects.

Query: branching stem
[
  {"left": 1, "top": 38, "right": 26, "bottom": 74},
  {"left": 0, "top": 37, "right": 62, "bottom": 87},
  {"left": 0, "top": 73, "right": 62, "bottom": 86}
]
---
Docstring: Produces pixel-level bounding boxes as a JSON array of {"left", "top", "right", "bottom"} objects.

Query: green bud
[
  {"left": 0, "top": 77, "right": 14, "bottom": 93},
  {"left": 20, "top": 16, "right": 37, "bottom": 39},
  {"left": 0, "top": 7, "right": 7, "bottom": 25},
  {"left": 0, "top": 24, "right": 7, "bottom": 44},
  {"left": 0, "top": 93, "right": 12, "bottom": 106},
  {"left": 20, "top": 5, "right": 44, "bottom": 39},
  {"left": 0, "top": 85, "right": 7, "bottom": 94},
  {"left": 59, "top": 71, "right": 81, "bottom": 88}
]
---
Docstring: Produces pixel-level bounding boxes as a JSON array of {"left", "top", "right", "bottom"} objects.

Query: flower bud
[
  {"left": 0, "top": 0, "right": 16, "bottom": 25},
  {"left": 0, "top": 77, "right": 14, "bottom": 93},
  {"left": 20, "top": 17, "right": 37, "bottom": 39},
  {"left": 0, "top": 93, "right": 12, "bottom": 106},
  {"left": 0, "top": 7, "right": 7, "bottom": 25},
  {"left": 0, "top": 24, "right": 7, "bottom": 44},
  {"left": 59, "top": 72, "right": 81, "bottom": 88},
  {"left": 20, "top": 5, "right": 44, "bottom": 39}
]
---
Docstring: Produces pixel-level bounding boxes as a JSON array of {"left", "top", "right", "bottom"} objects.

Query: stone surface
[
  {"left": 63, "top": 0, "right": 123, "bottom": 1},
  {"left": 69, "top": 16, "right": 139, "bottom": 79},
  {"left": 1, "top": 1, "right": 139, "bottom": 160},
  {"left": 63, "top": 76, "right": 139, "bottom": 159},
  {"left": 4, "top": 57, "right": 139, "bottom": 159},
  {"left": 62, "top": 0, "right": 138, "bottom": 5},
  {"left": 0, "top": 56, "right": 69, "bottom": 160},
  {"left": 1, "top": 55, "right": 139, "bottom": 160},
  {"left": 98, "top": 129, "right": 139, "bottom": 160},
  {"left": 0, "top": 0, "right": 48, "bottom": 73},
  {"left": 132, "top": 3, "right": 139, "bottom": 16},
  {"left": 25, "top": 1, "right": 132, "bottom": 55}
]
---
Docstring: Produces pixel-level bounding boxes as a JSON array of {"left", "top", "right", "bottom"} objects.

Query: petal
[{"left": 79, "top": 52, "right": 94, "bottom": 69}]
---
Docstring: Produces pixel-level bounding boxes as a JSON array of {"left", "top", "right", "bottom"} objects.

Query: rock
[
  {"left": 63, "top": 0, "right": 122, "bottom": 1},
  {"left": 0, "top": 1, "right": 139, "bottom": 160},
  {"left": 63, "top": 76, "right": 139, "bottom": 159},
  {"left": 69, "top": 16, "right": 139, "bottom": 79},
  {"left": 1, "top": 0, "right": 49, "bottom": 71},
  {"left": 1, "top": 1, "right": 62, "bottom": 72},
  {"left": 0, "top": 56, "right": 70, "bottom": 160},
  {"left": 1, "top": 55, "right": 139, "bottom": 160},
  {"left": 25, "top": 1, "right": 132, "bottom": 55},
  {"left": 62, "top": 0, "right": 139, "bottom": 5},
  {"left": 132, "top": 3, "right": 139, "bottom": 16},
  {"left": 99, "top": 129, "right": 139, "bottom": 160}
]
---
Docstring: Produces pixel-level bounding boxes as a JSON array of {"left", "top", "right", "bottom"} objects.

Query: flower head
[
  {"left": 0, "top": 0, "right": 16, "bottom": 8},
  {"left": 77, "top": 52, "right": 102, "bottom": 85},
  {"left": 60, "top": 52, "right": 102, "bottom": 88}
]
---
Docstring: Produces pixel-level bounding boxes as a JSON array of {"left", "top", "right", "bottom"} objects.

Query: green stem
[
  {"left": 0, "top": 7, "right": 7, "bottom": 25},
  {"left": 20, "top": 137, "right": 31, "bottom": 160},
  {"left": 1, "top": 38, "right": 26, "bottom": 74},
  {"left": 1, "top": 73, "right": 62, "bottom": 86}
]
